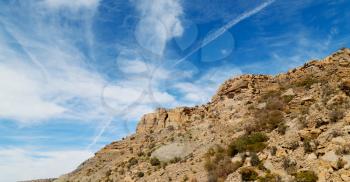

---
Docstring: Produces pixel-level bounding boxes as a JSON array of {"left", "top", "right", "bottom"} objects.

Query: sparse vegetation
[
  {"left": 137, "top": 171, "right": 144, "bottom": 178},
  {"left": 335, "top": 144, "right": 350, "bottom": 155},
  {"left": 340, "top": 81, "right": 350, "bottom": 96},
  {"left": 295, "top": 76, "right": 319, "bottom": 89},
  {"left": 240, "top": 167, "right": 258, "bottom": 181},
  {"left": 289, "top": 141, "right": 299, "bottom": 150},
  {"left": 150, "top": 157, "right": 160, "bottom": 166},
  {"left": 204, "top": 145, "right": 242, "bottom": 182},
  {"left": 170, "top": 157, "right": 181, "bottom": 163},
  {"left": 258, "top": 173, "right": 282, "bottom": 182},
  {"left": 282, "top": 157, "right": 297, "bottom": 174},
  {"left": 228, "top": 132, "right": 269, "bottom": 156},
  {"left": 250, "top": 93, "right": 286, "bottom": 133},
  {"left": 303, "top": 140, "right": 317, "bottom": 154},
  {"left": 277, "top": 123, "right": 287, "bottom": 135},
  {"left": 270, "top": 146, "right": 277, "bottom": 156},
  {"left": 128, "top": 157, "right": 138, "bottom": 168},
  {"left": 294, "top": 170, "right": 318, "bottom": 182},
  {"left": 250, "top": 152, "right": 260, "bottom": 166},
  {"left": 329, "top": 109, "right": 345, "bottom": 123},
  {"left": 336, "top": 158, "right": 346, "bottom": 170}
]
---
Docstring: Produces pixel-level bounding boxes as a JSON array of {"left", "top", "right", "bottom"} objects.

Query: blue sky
[{"left": 1, "top": 0, "right": 350, "bottom": 181}]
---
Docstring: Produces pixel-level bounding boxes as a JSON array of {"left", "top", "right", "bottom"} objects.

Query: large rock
[{"left": 151, "top": 142, "right": 195, "bottom": 162}]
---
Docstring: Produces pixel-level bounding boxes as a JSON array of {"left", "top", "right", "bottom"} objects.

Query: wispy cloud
[
  {"left": 43, "top": 0, "right": 101, "bottom": 10},
  {"left": 133, "top": 0, "right": 184, "bottom": 55},
  {"left": 0, "top": 148, "right": 93, "bottom": 182}
]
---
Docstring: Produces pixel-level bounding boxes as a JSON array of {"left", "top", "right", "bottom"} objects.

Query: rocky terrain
[{"left": 55, "top": 48, "right": 350, "bottom": 182}]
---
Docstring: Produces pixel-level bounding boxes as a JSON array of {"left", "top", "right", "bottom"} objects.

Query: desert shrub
[
  {"left": 249, "top": 91, "right": 287, "bottom": 133},
  {"left": 137, "top": 151, "right": 145, "bottom": 157},
  {"left": 340, "top": 81, "right": 350, "bottom": 96},
  {"left": 329, "top": 109, "right": 345, "bottom": 123},
  {"left": 277, "top": 124, "right": 288, "bottom": 135},
  {"left": 270, "top": 146, "right": 277, "bottom": 156},
  {"left": 330, "top": 130, "right": 343, "bottom": 137},
  {"left": 295, "top": 76, "right": 319, "bottom": 89},
  {"left": 266, "top": 97, "right": 285, "bottom": 110},
  {"left": 128, "top": 157, "right": 138, "bottom": 167},
  {"left": 294, "top": 170, "right": 318, "bottom": 182},
  {"left": 250, "top": 152, "right": 260, "bottom": 166},
  {"left": 240, "top": 167, "right": 258, "bottom": 181},
  {"left": 167, "top": 125, "right": 175, "bottom": 131},
  {"left": 282, "top": 95, "right": 295, "bottom": 103},
  {"left": 336, "top": 158, "right": 346, "bottom": 170},
  {"left": 258, "top": 173, "right": 282, "bottom": 182},
  {"left": 303, "top": 140, "right": 317, "bottom": 154},
  {"left": 204, "top": 145, "right": 242, "bottom": 182},
  {"left": 170, "top": 157, "right": 181, "bottom": 163},
  {"left": 137, "top": 171, "right": 144, "bottom": 178},
  {"left": 282, "top": 157, "right": 297, "bottom": 174},
  {"left": 335, "top": 144, "right": 350, "bottom": 155},
  {"left": 252, "top": 107, "right": 284, "bottom": 133},
  {"left": 150, "top": 157, "right": 160, "bottom": 166},
  {"left": 228, "top": 132, "right": 269, "bottom": 156},
  {"left": 289, "top": 141, "right": 299, "bottom": 150}
]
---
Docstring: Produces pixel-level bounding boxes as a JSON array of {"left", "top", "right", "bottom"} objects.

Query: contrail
[
  {"left": 174, "top": 0, "right": 276, "bottom": 65},
  {"left": 87, "top": 0, "right": 276, "bottom": 149},
  {"left": 0, "top": 19, "right": 50, "bottom": 80}
]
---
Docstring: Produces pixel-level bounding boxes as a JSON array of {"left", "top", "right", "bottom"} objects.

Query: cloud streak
[{"left": 175, "top": 0, "right": 276, "bottom": 65}]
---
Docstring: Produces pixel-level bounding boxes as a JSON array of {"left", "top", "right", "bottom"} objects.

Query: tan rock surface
[{"left": 54, "top": 48, "right": 350, "bottom": 182}]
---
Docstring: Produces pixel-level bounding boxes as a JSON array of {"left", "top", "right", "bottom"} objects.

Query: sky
[{"left": 0, "top": 0, "right": 350, "bottom": 181}]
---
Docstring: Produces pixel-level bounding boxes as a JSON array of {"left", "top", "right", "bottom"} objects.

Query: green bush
[
  {"left": 294, "top": 170, "right": 318, "bottom": 182},
  {"left": 240, "top": 167, "right": 258, "bottom": 181},
  {"left": 228, "top": 132, "right": 269, "bottom": 156},
  {"left": 150, "top": 157, "right": 160, "bottom": 166},
  {"left": 258, "top": 173, "right": 282, "bottom": 182}
]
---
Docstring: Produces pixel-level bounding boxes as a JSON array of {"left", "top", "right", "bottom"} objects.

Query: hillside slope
[{"left": 56, "top": 48, "right": 350, "bottom": 182}]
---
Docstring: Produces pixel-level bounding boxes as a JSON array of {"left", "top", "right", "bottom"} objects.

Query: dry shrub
[
  {"left": 294, "top": 170, "right": 318, "bottom": 182},
  {"left": 228, "top": 132, "right": 269, "bottom": 157},
  {"left": 249, "top": 94, "right": 285, "bottom": 133},
  {"left": 204, "top": 145, "right": 242, "bottom": 182},
  {"left": 239, "top": 167, "right": 258, "bottom": 181}
]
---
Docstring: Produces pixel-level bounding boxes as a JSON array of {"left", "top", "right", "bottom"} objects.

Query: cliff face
[{"left": 56, "top": 48, "right": 350, "bottom": 182}]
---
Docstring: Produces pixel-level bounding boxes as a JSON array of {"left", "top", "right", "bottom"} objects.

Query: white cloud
[
  {"left": 0, "top": 64, "right": 66, "bottom": 121},
  {"left": 174, "top": 66, "right": 242, "bottom": 105},
  {"left": 44, "top": 0, "right": 101, "bottom": 10},
  {"left": 134, "top": 0, "right": 184, "bottom": 55},
  {"left": 0, "top": 148, "right": 93, "bottom": 182}
]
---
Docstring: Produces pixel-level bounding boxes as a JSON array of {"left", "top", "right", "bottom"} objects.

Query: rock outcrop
[{"left": 55, "top": 48, "right": 350, "bottom": 182}]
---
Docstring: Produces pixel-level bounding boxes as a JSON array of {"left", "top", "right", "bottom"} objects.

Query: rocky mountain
[{"left": 55, "top": 48, "right": 350, "bottom": 182}]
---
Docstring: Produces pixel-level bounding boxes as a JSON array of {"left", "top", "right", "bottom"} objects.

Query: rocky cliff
[{"left": 55, "top": 48, "right": 350, "bottom": 182}]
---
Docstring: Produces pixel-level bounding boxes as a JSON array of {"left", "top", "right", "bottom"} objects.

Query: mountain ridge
[{"left": 55, "top": 48, "right": 350, "bottom": 182}]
